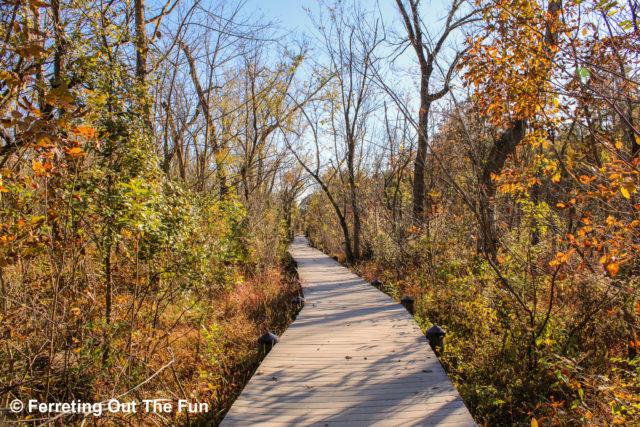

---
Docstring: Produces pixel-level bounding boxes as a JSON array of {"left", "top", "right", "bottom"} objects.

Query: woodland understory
[{"left": 0, "top": 0, "right": 638, "bottom": 425}]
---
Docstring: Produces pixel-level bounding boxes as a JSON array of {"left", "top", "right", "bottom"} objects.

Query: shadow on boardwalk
[{"left": 220, "top": 236, "right": 476, "bottom": 427}]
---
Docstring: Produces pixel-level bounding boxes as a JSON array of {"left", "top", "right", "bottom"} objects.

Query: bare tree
[
  {"left": 395, "top": 0, "right": 478, "bottom": 224},
  {"left": 287, "top": 3, "right": 382, "bottom": 262}
]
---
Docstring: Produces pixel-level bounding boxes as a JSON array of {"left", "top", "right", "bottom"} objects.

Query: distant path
[{"left": 221, "top": 236, "right": 476, "bottom": 426}]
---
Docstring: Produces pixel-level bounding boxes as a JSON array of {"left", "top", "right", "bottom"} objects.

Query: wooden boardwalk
[{"left": 221, "top": 236, "right": 476, "bottom": 426}]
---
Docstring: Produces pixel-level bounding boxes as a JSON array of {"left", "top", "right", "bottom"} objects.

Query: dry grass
[{"left": 0, "top": 254, "right": 301, "bottom": 426}]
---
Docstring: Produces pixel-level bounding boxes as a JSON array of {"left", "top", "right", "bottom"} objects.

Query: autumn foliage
[
  {"left": 1, "top": 0, "right": 638, "bottom": 425},
  {"left": 0, "top": 0, "right": 302, "bottom": 424},
  {"left": 304, "top": 0, "right": 639, "bottom": 425}
]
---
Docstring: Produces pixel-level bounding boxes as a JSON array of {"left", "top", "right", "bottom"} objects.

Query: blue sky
[
  {"left": 242, "top": 0, "right": 463, "bottom": 84},
  {"left": 243, "top": 0, "right": 454, "bottom": 36},
  {"left": 244, "top": 0, "right": 315, "bottom": 35}
]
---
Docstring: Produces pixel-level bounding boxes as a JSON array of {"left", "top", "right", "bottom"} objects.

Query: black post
[
  {"left": 258, "top": 332, "right": 279, "bottom": 355},
  {"left": 292, "top": 296, "right": 305, "bottom": 311},
  {"left": 425, "top": 325, "right": 446, "bottom": 357},
  {"left": 400, "top": 296, "right": 414, "bottom": 315}
]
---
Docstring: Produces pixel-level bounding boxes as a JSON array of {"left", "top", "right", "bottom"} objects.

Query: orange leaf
[
  {"left": 72, "top": 126, "right": 96, "bottom": 139},
  {"left": 32, "top": 160, "right": 46, "bottom": 176},
  {"left": 606, "top": 262, "right": 619, "bottom": 277},
  {"left": 65, "top": 147, "right": 85, "bottom": 157}
]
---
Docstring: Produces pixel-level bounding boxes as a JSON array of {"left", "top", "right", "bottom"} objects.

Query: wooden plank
[
  {"left": 220, "top": 236, "right": 475, "bottom": 426},
  {"left": 235, "top": 387, "right": 460, "bottom": 402},
  {"left": 223, "top": 420, "right": 475, "bottom": 427},
  {"left": 232, "top": 396, "right": 462, "bottom": 410},
  {"left": 223, "top": 407, "right": 473, "bottom": 424},
  {"left": 228, "top": 401, "right": 467, "bottom": 416},
  {"left": 250, "top": 370, "right": 444, "bottom": 382}
]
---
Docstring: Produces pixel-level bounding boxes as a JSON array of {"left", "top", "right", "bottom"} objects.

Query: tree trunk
[
  {"left": 134, "top": 0, "right": 152, "bottom": 128},
  {"left": 477, "top": 0, "right": 562, "bottom": 257},
  {"left": 51, "top": 0, "right": 64, "bottom": 88},
  {"left": 413, "top": 103, "right": 429, "bottom": 222},
  {"left": 134, "top": 0, "right": 148, "bottom": 84},
  {"left": 317, "top": 179, "right": 355, "bottom": 264},
  {"left": 346, "top": 125, "right": 361, "bottom": 260},
  {"left": 181, "top": 42, "right": 227, "bottom": 196},
  {"left": 478, "top": 119, "right": 525, "bottom": 258}
]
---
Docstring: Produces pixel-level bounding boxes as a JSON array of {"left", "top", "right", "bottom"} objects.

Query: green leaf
[{"left": 577, "top": 67, "right": 590, "bottom": 83}]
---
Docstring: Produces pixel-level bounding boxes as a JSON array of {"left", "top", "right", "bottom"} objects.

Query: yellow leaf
[
  {"left": 531, "top": 418, "right": 538, "bottom": 427},
  {"left": 621, "top": 187, "right": 630, "bottom": 199},
  {"left": 45, "top": 83, "right": 74, "bottom": 106},
  {"left": 29, "top": 0, "right": 50, "bottom": 7},
  {"left": 37, "top": 135, "right": 52, "bottom": 147},
  {"left": 0, "top": 71, "right": 21, "bottom": 87}
]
